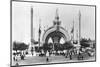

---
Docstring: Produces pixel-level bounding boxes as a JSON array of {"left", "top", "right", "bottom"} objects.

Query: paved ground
[{"left": 12, "top": 53, "right": 95, "bottom": 66}]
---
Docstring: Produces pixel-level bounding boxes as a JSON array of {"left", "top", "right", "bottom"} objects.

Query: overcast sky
[{"left": 12, "top": 1, "right": 95, "bottom": 44}]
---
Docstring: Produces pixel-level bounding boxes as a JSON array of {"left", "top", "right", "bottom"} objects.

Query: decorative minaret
[
  {"left": 70, "top": 19, "right": 74, "bottom": 45},
  {"left": 31, "top": 6, "right": 33, "bottom": 47},
  {"left": 73, "top": 20, "right": 74, "bottom": 43},
  {"left": 71, "top": 20, "right": 74, "bottom": 43},
  {"left": 78, "top": 10, "right": 81, "bottom": 45},
  {"left": 76, "top": 10, "right": 81, "bottom": 54},
  {"left": 74, "top": 10, "right": 81, "bottom": 54},
  {"left": 30, "top": 6, "right": 34, "bottom": 56},
  {"left": 38, "top": 19, "right": 41, "bottom": 48}
]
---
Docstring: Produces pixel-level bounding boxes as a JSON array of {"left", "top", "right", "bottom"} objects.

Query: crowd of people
[
  {"left": 39, "top": 46, "right": 95, "bottom": 61},
  {"left": 13, "top": 51, "right": 26, "bottom": 62},
  {"left": 13, "top": 45, "right": 95, "bottom": 63}
]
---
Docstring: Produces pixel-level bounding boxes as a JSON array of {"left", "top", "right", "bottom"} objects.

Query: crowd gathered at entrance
[{"left": 13, "top": 41, "right": 95, "bottom": 62}]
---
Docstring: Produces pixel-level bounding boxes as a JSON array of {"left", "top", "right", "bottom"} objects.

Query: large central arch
[{"left": 42, "top": 26, "right": 70, "bottom": 44}]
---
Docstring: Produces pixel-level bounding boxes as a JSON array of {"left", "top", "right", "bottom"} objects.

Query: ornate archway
[
  {"left": 42, "top": 26, "right": 70, "bottom": 44},
  {"left": 42, "top": 8, "right": 70, "bottom": 45}
]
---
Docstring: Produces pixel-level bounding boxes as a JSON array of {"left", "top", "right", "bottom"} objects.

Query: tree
[
  {"left": 42, "top": 43, "right": 53, "bottom": 53},
  {"left": 13, "top": 41, "right": 29, "bottom": 51},
  {"left": 63, "top": 41, "right": 73, "bottom": 50},
  {"left": 43, "top": 43, "right": 48, "bottom": 52},
  {"left": 80, "top": 38, "right": 90, "bottom": 47},
  {"left": 48, "top": 43, "right": 53, "bottom": 50},
  {"left": 13, "top": 41, "right": 19, "bottom": 52},
  {"left": 18, "top": 43, "right": 29, "bottom": 50},
  {"left": 54, "top": 43, "right": 63, "bottom": 51}
]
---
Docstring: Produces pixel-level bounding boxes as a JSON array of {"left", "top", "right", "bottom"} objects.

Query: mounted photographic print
[{"left": 10, "top": 0, "right": 96, "bottom": 67}]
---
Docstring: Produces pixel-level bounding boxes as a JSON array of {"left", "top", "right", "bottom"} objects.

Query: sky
[{"left": 12, "top": 1, "right": 95, "bottom": 44}]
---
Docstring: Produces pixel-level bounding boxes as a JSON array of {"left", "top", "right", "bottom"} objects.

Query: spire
[
  {"left": 31, "top": 6, "right": 33, "bottom": 39},
  {"left": 31, "top": 6, "right": 34, "bottom": 45},
  {"left": 79, "top": 10, "right": 81, "bottom": 42},
  {"left": 38, "top": 18, "right": 41, "bottom": 37},
  {"left": 38, "top": 18, "right": 41, "bottom": 48},
  {"left": 77, "top": 10, "right": 81, "bottom": 46},
  {"left": 53, "top": 8, "right": 61, "bottom": 26},
  {"left": 71, "top": 20, "right": 74, "bottom": 33},
  {"left": 55, "top": 8, "right": 59, "bottom": 20}
]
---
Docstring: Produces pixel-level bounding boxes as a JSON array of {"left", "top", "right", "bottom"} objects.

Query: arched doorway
[
  {"left": 43, "top": 30, "right": 68, "bottom": 51},
  {"left": 42, "top": 26, "right": 70, "bottom": 44}
]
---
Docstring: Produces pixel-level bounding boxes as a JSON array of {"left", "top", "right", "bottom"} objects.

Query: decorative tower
[
  {"left": 38, "top": 19, "right": 41, "bottom": 49},
  {"left": 31, "top": 6, "right": 34, "bottom": 47},
  {"left": 76, "top": 10, "right": 81, "bottom": 54},
  {"left": 71, "top": 20, "right": 74, "bottom": 44},
  {"left": 79, "top": 10, "right": 81, "bottom": 44},
  {"left": 30, "top": 6, "right": 36, "bottom": 56},
  {"left": 77, "top": 10, "right": 81, "bottom": 46}
]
